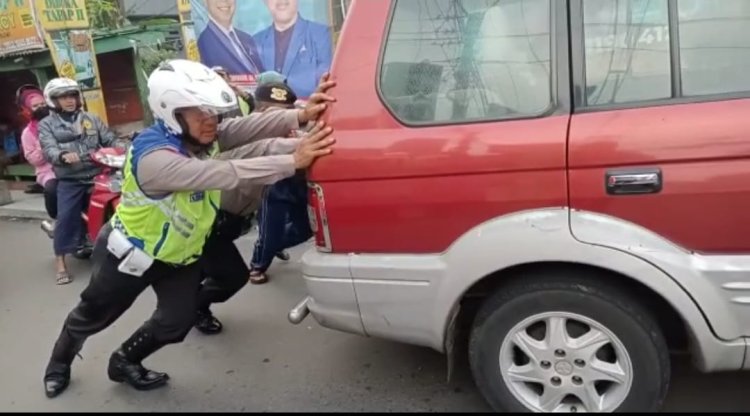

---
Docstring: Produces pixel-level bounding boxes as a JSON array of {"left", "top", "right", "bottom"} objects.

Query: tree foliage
[
  {"left": 139, "top": 45, "right": 179, "bottom": 76},
  {"left": 86, "top": 0, "right": 125, "bottom": 30}
]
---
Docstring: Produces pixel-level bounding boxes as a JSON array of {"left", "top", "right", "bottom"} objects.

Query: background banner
[
  {"left": 38, "top": 0, "right": 107, "bottom": 123},
  {"left": 190, "top": 0, "right": 334, "bottom": 98},
  {"left": 36, "top": 0, "right": 90, "bottom": 30},
  {"left": 45, "top": 29, "right": 99, "bottom": 89},
  {"left": 0, "top": 0, "right": 45, "bottom": 55}
]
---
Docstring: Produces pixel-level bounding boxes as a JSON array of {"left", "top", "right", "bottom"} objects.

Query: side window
[
  {"left": 582, "top": 0, "right": 671, "bottom": 106},
  {"left": 678, "top": 0, "right": 750, "bottom": 96},
  {"left": 379, "top": 0, "right": 552, "bottom": 125}
]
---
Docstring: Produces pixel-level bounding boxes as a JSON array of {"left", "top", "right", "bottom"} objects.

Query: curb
[{"left": 0, "top": 208, "right": 48, "bottom": 221}]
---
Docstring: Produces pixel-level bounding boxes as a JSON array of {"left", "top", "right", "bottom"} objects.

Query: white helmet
[
  {"left": 43, "top": 77, "right": 81, "bottom": 109},
  {"left": 147, "top": 59, "right": 238, "bottom": 135}
]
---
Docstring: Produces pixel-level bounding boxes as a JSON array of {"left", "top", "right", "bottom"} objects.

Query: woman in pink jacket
[{"left": 18, "top": 85, "right": 56, "bottom": 234}]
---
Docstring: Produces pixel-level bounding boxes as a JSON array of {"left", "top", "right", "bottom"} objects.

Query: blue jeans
[
  {"left": 250, "top": 177, "right": 312, "bottom": 272},
  {"left": 54, "top": 180, "right": 90, "bottom": 256}
]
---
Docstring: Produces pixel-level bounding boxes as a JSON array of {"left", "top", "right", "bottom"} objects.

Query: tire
[{"left": 468, "top": 272, "right": 670, "bottom": 413}]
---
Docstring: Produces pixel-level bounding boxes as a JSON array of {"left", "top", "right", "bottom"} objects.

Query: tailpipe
[{"left": 288, "top": 296, "right": 311, "bottom": 324}]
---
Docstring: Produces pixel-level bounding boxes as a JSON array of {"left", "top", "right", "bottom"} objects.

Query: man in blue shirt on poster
[{"left": 254, "top": 0, "right": 332, "bottom": 98}]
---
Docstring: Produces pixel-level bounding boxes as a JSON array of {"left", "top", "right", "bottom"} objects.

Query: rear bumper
[
  {"left": 301, "top": 249, "right": 366, "bottom": 336},
  {"left": 301, "top": 248, "right": 446, "bottom": 351}
]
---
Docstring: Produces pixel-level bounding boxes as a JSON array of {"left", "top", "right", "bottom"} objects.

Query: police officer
[
  {"left": 192, "top": 72, "right": 337, "bottom": 333},
  {"left": 42, "top": 59, "right": 335, "bottom": 398}
]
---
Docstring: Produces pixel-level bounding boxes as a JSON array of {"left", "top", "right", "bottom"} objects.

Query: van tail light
[{"left": 307, "top": 182, "right": 332, "bottom": 252}]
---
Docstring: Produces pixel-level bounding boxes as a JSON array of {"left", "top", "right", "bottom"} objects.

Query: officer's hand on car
[
  {"left": 293, "top": 121, "right": 335, "bottom": 169},
  {"left": 61, "top": 152, "right": 81, "bottom": 164},
  {"left": 298, "top": 73, "right": 337, "bottom": 124}
]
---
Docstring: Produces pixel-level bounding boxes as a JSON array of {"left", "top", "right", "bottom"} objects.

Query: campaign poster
[
  {"left": 190, "top": 0, "right": 334, "bottom": 98},
  {"left": 45, "top": 29, "right": 99, "bottom": 89},
  {"left": 36, "top": 0, "right": 108, "bottom": 123},
  {"left": 0, "top": 0, "right": 45, "bottom": 56}
]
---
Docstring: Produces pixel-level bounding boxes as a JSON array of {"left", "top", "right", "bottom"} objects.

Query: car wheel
[{"left": 468, "top": 273, "right": 670, "bottom": 412}]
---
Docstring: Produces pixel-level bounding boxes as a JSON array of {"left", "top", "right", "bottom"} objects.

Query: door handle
[{"left": 605, "top": 168, "right": 662, "bottom": 195}]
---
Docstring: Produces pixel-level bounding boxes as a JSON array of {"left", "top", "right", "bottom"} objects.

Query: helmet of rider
[
  {"left": 43, "top": 78, "right": 81, "bottom": 111},
  {"left": 147, "top": 59, "right": 238, "bottom": 142}
]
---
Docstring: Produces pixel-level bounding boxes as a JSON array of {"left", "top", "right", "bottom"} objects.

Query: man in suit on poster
[
  {"left": 254, "top": 0, "right": 332, "bottom": 98},
  {"left": 197, "top": 0, "right": 266, "bottom": 76}
]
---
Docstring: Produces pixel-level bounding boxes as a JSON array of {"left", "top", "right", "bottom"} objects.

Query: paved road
[{"left": 1, "top": 218, "right": 750, "bottom": 412}]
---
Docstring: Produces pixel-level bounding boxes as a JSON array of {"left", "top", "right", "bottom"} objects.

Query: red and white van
[{"left": 292, "top": 0, "right": 750, "bottom": 412}]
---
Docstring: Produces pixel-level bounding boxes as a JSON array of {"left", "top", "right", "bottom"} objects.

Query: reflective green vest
[{"left": 112, "top": 141, "right": 220, "bottom": 266}]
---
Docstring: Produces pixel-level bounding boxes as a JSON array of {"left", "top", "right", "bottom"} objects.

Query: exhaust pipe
[{"left": 288, "top": 296, "right": 311, "bottom": 324}]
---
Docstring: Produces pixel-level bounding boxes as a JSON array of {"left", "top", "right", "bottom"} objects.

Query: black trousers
[
  {"left": 197, "top": 211, "right": 250, "bottom": 313},
  {"left": 49, "top": 225, "right": 204, "bottom": 365}
]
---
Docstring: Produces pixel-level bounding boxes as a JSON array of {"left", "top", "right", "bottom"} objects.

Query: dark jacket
[{"left": 39, "top": 111, "right": 119, "bottom": 181}]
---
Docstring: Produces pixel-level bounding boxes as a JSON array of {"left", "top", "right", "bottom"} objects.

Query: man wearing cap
[{"left": 248, "top": 74, "right": 313, "bottom": 285}]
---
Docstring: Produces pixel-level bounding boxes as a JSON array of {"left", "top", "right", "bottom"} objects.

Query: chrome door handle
[{"left": 605, "top": 168, "right": 662, "bottom": 195}]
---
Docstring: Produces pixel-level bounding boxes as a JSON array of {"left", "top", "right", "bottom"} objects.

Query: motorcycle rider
[
  {"left": 17, "top": 85, "right": 57, "bottom": 237},
  {"left": 42, "top": 59, "right": 335, "bottom": 398},
  {"left": 39, "top": 78, "right": 121, "bottom": 285}
]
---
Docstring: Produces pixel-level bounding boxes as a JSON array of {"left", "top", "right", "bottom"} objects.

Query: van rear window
[{"left": 379, "top": 0, "right": 553, "bottom": 125}]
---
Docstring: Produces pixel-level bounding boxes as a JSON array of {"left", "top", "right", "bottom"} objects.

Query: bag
[{"left": 107, "top": 228, "right": 154, "bottom": 277}]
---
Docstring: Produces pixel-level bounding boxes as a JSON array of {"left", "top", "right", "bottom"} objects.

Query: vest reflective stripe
[
  {"left": 119, "top": 191, "right": 195, "bottom": 238},
  {"left": 112, "top": 139, "right": 221, "bottom": 265}
]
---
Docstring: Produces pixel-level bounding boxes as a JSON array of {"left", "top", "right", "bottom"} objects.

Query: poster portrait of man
[
  {"left": 253, "top": 0, "right": 332, "bottom": 98},
  {"left": 191, "top": 0, "right": 333, "bottom": 98},
  {"left": 196, "top": 0, "right": 265, "bottom": 76}
]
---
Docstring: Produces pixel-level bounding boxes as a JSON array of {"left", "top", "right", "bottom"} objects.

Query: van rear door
[{"left": 308, "top": 0, "right": 574, "bottom": 255}]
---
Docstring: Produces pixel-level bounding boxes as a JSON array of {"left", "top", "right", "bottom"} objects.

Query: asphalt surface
[{"left": 1, "top": 218, "right": 750, "bottom": 412}]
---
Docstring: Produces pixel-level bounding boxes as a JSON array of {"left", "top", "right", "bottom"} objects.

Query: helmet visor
[
  {"left": 51, "top": 89, "right": 80, "bottom": 99},
  {"left": 174, "top": 105, "right": 237, "bottom": 138},
  {"left": 179, "top": 105, "right": 236, "bottom": 123}
]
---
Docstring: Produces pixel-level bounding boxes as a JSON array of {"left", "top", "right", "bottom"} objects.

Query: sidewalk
[{"left": 0, "top": 190, "right": 48, "bottom": 220}]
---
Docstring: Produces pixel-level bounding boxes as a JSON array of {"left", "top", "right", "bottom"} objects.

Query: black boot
[
  {"left": 43, "top": 331, "right": 82, "bottom": 398},
  {"left": 107, "top": 329, "right": 169, "bottom": 391},
  {"left": 44, "top": 362, "right": 71, "bottom": 399},
  {"left": 194, "top": 309, "right": 223, "bottom": 335}
]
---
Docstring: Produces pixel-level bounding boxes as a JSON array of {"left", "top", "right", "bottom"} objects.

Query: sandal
[
  {"left": 248, "top": 270, "right": 268, "bottom": 285},
  {"left": 56, "top": 271, "right": 73, "bottom": 285}
]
